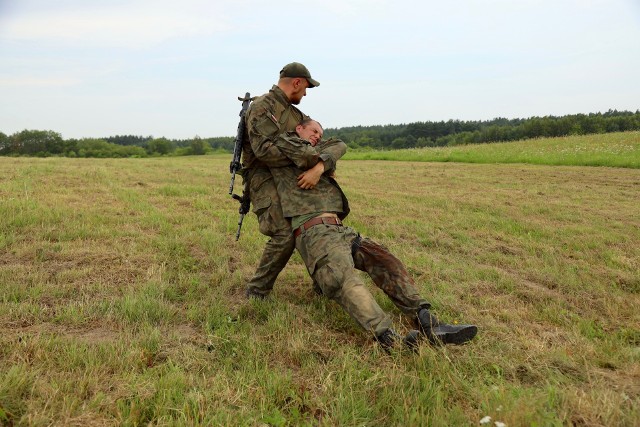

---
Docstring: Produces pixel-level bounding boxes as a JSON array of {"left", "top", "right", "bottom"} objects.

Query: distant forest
[
  {"left": 323, "top": 109, "right": 640, "bottom": 149},
  {"left": 1, "top": 110, "right": 639, "bottom": 158}
]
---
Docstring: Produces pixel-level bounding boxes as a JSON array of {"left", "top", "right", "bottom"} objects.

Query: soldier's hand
[{"left": 297, "top": 162, "right": 324, "bottom": 189}]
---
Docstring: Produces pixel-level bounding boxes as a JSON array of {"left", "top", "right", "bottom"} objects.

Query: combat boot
[
  {"left": 375, "top": 328, "right": 423, "bottom": 352},
  {"left": 416, "top": 308, "right": 477, "bottom": 345}
]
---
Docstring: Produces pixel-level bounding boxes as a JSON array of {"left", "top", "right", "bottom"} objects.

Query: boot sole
[{"left": 435, "top": 325, "right": 478, "bottom": 345}]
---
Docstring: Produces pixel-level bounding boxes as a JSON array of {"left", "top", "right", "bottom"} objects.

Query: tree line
[
  {"left": 0, "top": 131, "right": 234, "bottom": 158},
  {"left": 324, "top": 110, "right": 640, "bottom": 149},
  {"left": 1, "top": 110, "right": 639, "bottom": 157}
]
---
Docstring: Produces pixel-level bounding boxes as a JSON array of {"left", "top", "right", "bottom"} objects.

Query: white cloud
[
  {"left": 1, "top": 0, "right": 233, "bottom": 48},
  {"left": 0, "top": 76, "right": 80, "bottom": 87}
]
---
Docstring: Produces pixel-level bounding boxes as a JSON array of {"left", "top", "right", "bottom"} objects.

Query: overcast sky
[{"left": 1, "top": 0, "right": 639, "bottom": 139}]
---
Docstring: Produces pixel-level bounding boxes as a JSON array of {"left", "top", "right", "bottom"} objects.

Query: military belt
[{"left": 294, "top": 216, "right": 342, "bottom": 237}]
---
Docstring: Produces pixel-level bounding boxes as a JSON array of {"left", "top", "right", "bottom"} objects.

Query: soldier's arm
[
  {"left": 245, "top": 104, "right": 295, "bottom": 168},
  {"left": 315, "top": 137, "right": 347, "bottom": 173},
  {"left": 296, "top": 139, "right": 348, "bottom": 189},
  {"left": 273, "top": 136, "right": 347, "bottom": 171},
  {"left": 272, "top": 135, "right": 323, "bottom": 170}
]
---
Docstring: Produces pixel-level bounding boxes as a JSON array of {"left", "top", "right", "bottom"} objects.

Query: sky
[{"left": 1, "top": 0, "right": 639, "bottom": 139}]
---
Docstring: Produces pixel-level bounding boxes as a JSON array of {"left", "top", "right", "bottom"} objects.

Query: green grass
[
  {"left": 345, "top": 131, "right": 640, "bottom": 168},
  {"left": 1, "top": 133, "right": 639, "bottom": 425}
]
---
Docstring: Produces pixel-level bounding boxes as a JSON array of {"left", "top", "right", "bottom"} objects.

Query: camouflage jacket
[
  {"left": 242, "top": 85, "right": 308, "bottom": 172},
  {"left": 270, "top": 133, "right": 350, "bottom": 220}
]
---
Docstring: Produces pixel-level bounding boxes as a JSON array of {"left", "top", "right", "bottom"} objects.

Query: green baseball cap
[{"left": 279, "top": 62, "right": 320, "bottom": 88}]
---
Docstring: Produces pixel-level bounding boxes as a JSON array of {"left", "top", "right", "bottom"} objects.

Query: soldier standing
[{"left": 242, "top": 62, "right": 320, "bottom": 299}]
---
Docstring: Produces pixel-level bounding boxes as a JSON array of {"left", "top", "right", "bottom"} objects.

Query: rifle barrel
[
  {"left": 235, "top": 213, "right": 245, "bottom": 241},
  {"left": 229, "top": 172, "right": 236, "bottom": 195}
]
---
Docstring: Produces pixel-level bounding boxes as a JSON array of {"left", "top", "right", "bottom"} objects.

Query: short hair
[{"left": 299, "top": 118, "right": 323, "bottom": 130}]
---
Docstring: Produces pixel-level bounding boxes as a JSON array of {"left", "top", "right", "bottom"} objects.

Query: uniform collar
[{"left": 270, "top": 85, "right": 292, "bottom": 106}]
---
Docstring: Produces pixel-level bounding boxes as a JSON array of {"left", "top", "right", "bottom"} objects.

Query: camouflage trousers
[
  {"left": 245, "top": 168, "right": 294, "bottom": 297},
  {"left": 295, "top": 224, "right": 430, "bottom": 336},
  {"left": 353, "top": 237, "right": 430, "bottom": 314}
]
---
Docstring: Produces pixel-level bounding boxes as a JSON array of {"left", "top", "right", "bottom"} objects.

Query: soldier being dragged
[{"left": 267, "top": 118, "right": 478, "bottom": 351}]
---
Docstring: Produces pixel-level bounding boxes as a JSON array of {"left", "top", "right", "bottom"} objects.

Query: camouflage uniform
[
  {"left": 270, "top": 134, "right": 430, "bottom": 335},
  {"left": 353, "top": 237, "right": 429, "bottom": 314},
  {"left": 269, "top": 135, "right": 350, "bottom": 221},
  {"left": 242, "top": 85, "right": 308, "bottom": 297},
  {"left": 297, "top": 224, "right": 393, "bottom": 335}
]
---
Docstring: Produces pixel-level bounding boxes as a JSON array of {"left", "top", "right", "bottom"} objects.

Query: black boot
[
  {"left": 403, "top": 329, "right": 423, "bottom": 351},
  {"left": 375, "top": 328, "right": 423, "bottom": 352},
  {"left": 375, "top": 329, "right": 401, "bottom": 350},
  {"left": 417, "top": 308, "right": 477, "bottom": 345}
]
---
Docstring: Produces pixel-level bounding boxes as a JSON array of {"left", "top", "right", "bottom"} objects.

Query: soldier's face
[
  {"left": 296, "top": 121, "right": 323, "bottom": 146},
  {"left": 290, "top": 78, "right": 309, "bottom": 105}
]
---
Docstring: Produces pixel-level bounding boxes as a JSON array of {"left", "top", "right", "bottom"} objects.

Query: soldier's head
[
  {"left": 278, "top": 62, "right": 320, "bottom": 105},
  {"left": 296, "top": 119, "right": 323, "bottom": 146}
]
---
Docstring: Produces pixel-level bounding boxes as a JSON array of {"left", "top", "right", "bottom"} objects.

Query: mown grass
[
  {"left": 1, "top": 133, "right": 639, "bottom": 425},
  {"left": 345, "top": 131, "right": 640, "bottom": 168}
]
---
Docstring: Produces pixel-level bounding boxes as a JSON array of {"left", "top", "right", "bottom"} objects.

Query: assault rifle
[{"left": 229, "top": 92, "right": 253, "bottom": 240}]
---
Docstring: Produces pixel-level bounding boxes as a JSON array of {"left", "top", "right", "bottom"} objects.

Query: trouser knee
[{"left": 313, "top": 263, "right": 343, "bottom": 298}]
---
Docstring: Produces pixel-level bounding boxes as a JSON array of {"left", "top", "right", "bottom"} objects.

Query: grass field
[
  {"left": 345, "top": 131, "right": 640, "bottom": 168},
  {"left": 1, "top": 133, "right": 639, "bottom": 425}
]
